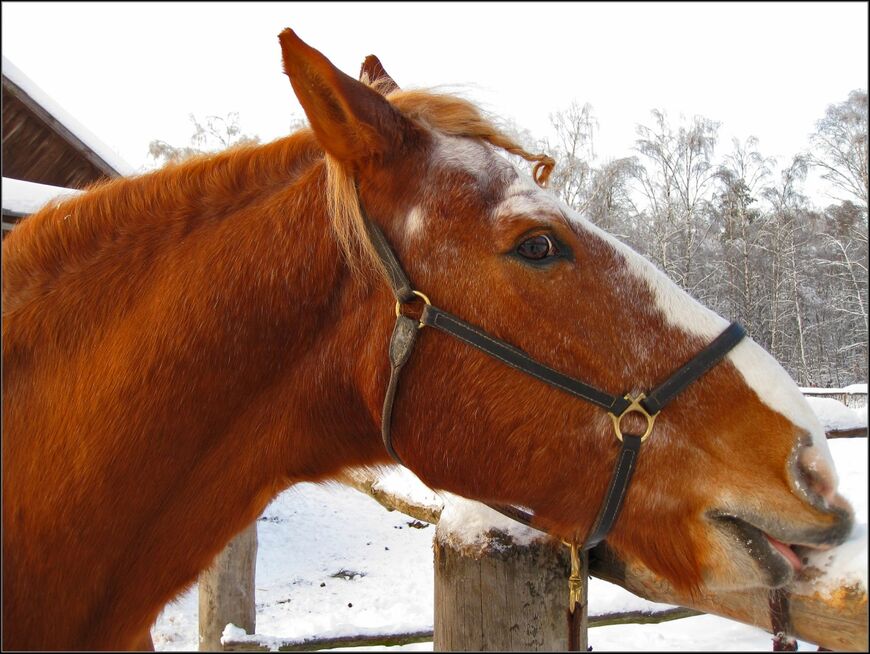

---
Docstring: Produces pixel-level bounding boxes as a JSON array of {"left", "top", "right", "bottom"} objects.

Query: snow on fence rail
[
  {"left": 213, "top": 393, "right": 868, "bottom": 652},
  {"left": 217, "top": 466, "right": 867, "bottom": 652},
  {"left": 801, "top": 384, "right": 868, "bottom": 410}
]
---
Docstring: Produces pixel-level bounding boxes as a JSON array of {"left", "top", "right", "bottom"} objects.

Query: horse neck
[{"left": 2, "top": 137, "right": 392, "bottom": 648}]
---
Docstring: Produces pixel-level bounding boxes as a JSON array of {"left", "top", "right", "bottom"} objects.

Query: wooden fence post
[
  {"left": 433, "top": 498, "right": 586, "bottom": 651},
  {"left": 212, "top": 466, "right": 867, "bottom": 652},
  {"left": 198, "top": 522, "right": 258, "bottom": 651}
]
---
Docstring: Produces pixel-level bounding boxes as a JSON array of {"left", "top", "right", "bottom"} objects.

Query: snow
[
  {"left": 152, "top": 415, "right": 867, "bottom": 651},
  {"left": 586, "top": 614, "right": 817, "bottom": 652},
  {"left": 804, "top": 397, "right": 868, "bottom": 431},
  {"left": 2, "top": 56, "right": 134, "bottom": 177},
  {"left": 436, "top": 494, "right": 545, "bottom": 553},
  {"left": 152, "top": 481, "right": 438, "bottom": 651},
  {"left": 802, "top": 384, "right": 868, "bottom": 395},
  {"left": 798, "top": 438, "right": 868, "bottom": 593},
  {"left": 371, "top": 467, "right": 443, "bottom": 515},
  {"left": 220, "top": 623, "right": 247, "bottom": 645},
  {"left": 2, "top": 177, "right": 81, "bottom": 216}
]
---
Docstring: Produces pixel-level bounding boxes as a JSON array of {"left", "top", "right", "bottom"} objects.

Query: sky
[{"left": 2, "top": 2, "right": 868, "bottom": 201}]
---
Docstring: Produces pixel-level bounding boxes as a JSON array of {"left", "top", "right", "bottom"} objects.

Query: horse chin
[
  {"left": 705, "top": 514, "right": 798, "bottom": 590},
  {"left": 696, "top": 489, "right": 856, "bottom": 592}
]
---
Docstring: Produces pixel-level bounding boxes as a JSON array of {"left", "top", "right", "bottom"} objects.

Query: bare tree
[
  {"left": 148, "top": 112, "right": 262, "bottom": 167},
  {"left": 815, "top": 201, "right": 869, "bottom": 382},
  {"left": 807, "top": 89, "right": 868, "bottom": 210},
  {"left": 546, "top": 101, "right": 598, "bottom": 212},
  {"left": 760, "top": 157, "right": 813, "bottom": 381},
  {"left": 584, "top": 157, "right": 639, "bottom": 237},
  {"left": 631, "top": 110, "right": 720, "bottom": 291},
  {"left": 710, "top": 137, "right": 774, "bottom": 335}
]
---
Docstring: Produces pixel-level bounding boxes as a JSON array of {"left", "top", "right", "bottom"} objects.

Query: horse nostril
[{"left": 794, "top": 444, "right": 838, "bottom": 505}]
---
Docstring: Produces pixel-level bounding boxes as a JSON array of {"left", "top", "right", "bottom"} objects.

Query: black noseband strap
[
  {"left": 638, "top": 321, "right": 746, "bottom": 415},
  {"left": 365, "top": 217, "right": 745, "bottom": 550},
  {"left": 421, "top": 306, "right": 632, "bottom": 415}
]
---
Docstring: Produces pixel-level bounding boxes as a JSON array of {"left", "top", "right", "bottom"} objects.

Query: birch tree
[
  {"left": 807, "top": 90, "right": 868, "bottom": 210},
  {"left": 631, "top": 110, "right": 720, "bottom": 291}
]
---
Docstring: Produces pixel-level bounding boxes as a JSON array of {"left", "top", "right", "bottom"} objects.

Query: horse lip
[
  {"left": 709, "top": 506, "right": 853, "bottom": 551},
  {"left": 709, "top": 512, "right": 799, "bottom": 586}
]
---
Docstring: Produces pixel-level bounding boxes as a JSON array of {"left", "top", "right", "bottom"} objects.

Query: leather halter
[
  {"left": 362, "top": 209, "right": 746, "bottom": 552},
  {"left": 363, "top": 209, "right": 745, "bottom": 648}
]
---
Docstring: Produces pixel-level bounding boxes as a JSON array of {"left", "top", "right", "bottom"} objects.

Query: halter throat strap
[{"left": 363, "top": 216, "right": 745, "bottom": 550}]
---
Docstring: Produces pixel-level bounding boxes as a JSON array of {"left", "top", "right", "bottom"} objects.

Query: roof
[
  {"left": 2, "top": 176, "right": 82, "bottom": 234},
  {"left": 2, "top": 56, "right": 134, "bottom": 188},
  {"left": 2, "top": 176, "right": 82, "bottom": 216}
]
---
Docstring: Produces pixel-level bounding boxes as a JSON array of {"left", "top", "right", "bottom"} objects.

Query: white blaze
[
  {"left": 424, "top": 136, "right": 836, "bottom": 483},
  {"left": 508, "top": 166, "right": 838, "bottom": 481},
  {"left": 566, "top": 202, "right": 837, "bottom": 480}
]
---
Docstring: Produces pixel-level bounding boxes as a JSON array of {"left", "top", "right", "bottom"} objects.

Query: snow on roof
[
  {"left": 2, "top": 56, "right": 135, "bottom": 177},
  {"left": 2, "top": 177, "right": 82, "bottom": 216}
]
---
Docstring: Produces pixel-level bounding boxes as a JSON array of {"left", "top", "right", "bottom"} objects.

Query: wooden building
[{"left": 2, "top": 56, "right": 132, "bottom": 237}]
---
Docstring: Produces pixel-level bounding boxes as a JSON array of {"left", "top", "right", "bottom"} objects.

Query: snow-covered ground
[{"left": 153, "top": 413, "right": 867, "bottom": 651}]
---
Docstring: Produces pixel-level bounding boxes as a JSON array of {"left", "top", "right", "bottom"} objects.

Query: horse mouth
[{"left": 710, "top": 513, "right": 810, "bottom": 586}]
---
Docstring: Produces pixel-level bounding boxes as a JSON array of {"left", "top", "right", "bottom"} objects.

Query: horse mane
[
  {"left": 1, "top": 132, "right": 320, "bottom": 316},
  {"left": 2, "top": 86, "right": 554, "bottom": 313}
]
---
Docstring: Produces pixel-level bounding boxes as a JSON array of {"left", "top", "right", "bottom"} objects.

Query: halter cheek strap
[{"left": 366, "top": 216, "right": 746, "bottom": 553}]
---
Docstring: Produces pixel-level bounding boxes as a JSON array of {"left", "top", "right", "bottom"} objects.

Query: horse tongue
[{"left": 765, "top": 534, "right": 802, "bottom": 570}]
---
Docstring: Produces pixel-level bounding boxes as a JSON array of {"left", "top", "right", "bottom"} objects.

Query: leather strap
[
  {"left": 382, "top": 315, "right": 420, "bottom": 463},
  {"left": 581, "top": 434, "right": 642, "bottom": 549},
  {"left": 421, "top": 305, "right": 632, "bottom": 415},
  {"left": 364, "top": 219, "right": 416, "bottom": 303},
  {"left": 381, "top": 308, "right": 642, "bottom": 552},
  {"left": 364, "top": 211, "right": 745, "bottom": 552},
  {"left": 641, "top": 322, "right": 746, "bottom": 415}
]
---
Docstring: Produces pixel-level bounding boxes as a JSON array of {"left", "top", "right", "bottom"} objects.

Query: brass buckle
[
  {"left": 394, "top": 290, "right": 431, "bottom": 326},
  {"left": 610, "top": 393, "right": 659, "bottom": 443},
  {"left": 564, "top": 540, "right": 583, "bottom": 614}
]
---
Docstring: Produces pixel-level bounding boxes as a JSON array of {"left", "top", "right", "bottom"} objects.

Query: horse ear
[
  {"left": 359, "top": 55, "right": 400, "bottom": 95},
  {"left": 279, "top": 29, "right": 414, "bottom": 168}
]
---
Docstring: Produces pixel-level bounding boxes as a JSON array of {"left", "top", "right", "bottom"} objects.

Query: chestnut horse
[{"left": 2, "top": 30, "right": 853, "bottom": 650}]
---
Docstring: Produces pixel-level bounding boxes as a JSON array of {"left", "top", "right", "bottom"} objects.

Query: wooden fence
[
  {"left": 800, "top": 387, "right": 868, "bottom": 410},
  {"left": 207, "top": 400, "right": 867, "bottom": 652}
]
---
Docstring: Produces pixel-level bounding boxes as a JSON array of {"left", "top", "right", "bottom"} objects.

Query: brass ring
[
  {"left": 395, "top": 290, "right": 431, "bottom": 318},
  {"left": 609, "top": 393, "right": 659, "bottom": 443}
]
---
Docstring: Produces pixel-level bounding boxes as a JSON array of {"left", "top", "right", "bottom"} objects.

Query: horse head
[{"left": 278, "top": 29, "right": 852, "bottom": 596}]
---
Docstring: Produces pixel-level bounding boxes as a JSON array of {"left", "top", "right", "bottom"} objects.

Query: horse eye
[{"left": 517, "top": 234, "right": 558, "bottom": 261}]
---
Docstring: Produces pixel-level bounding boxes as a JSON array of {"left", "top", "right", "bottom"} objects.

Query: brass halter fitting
[
  {"left": 566, "top": 540, "right": 583, "bottom": 614},
  {"left": 395, "top": 290, "right": 431, "bottom": 326},
  {"left": 610, "top": 393, "right": 659, "bottom": 442}
]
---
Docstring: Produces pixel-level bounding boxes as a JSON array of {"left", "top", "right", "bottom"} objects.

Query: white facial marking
[
  {"left": 495, "top": 193, "right": 553, "bottom": 221},
  {"left": 495, "top": 174, "right": 562, "bottom": 222},
  {"left": 504, "top": 172, "right": 837, "bottom": 484},
  {"left": 560, "top": 204, "right": 837, "bottom": 481},
  {"left": 432, "top": 134, "right": 494, "bottom": 174},
  {"left": 405, "top": 205, "right": 425, "bottom": 240}
]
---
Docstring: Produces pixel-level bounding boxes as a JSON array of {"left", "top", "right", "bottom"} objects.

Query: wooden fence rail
[
  {"left": 208, "top": 468, "right": 868, "bottom": 651},
  {"left": 202, "top": 394, "right": 868, "bottom": 651},
  {"left": 800, "top": 388, "right": 867, "bottom": 410}
]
